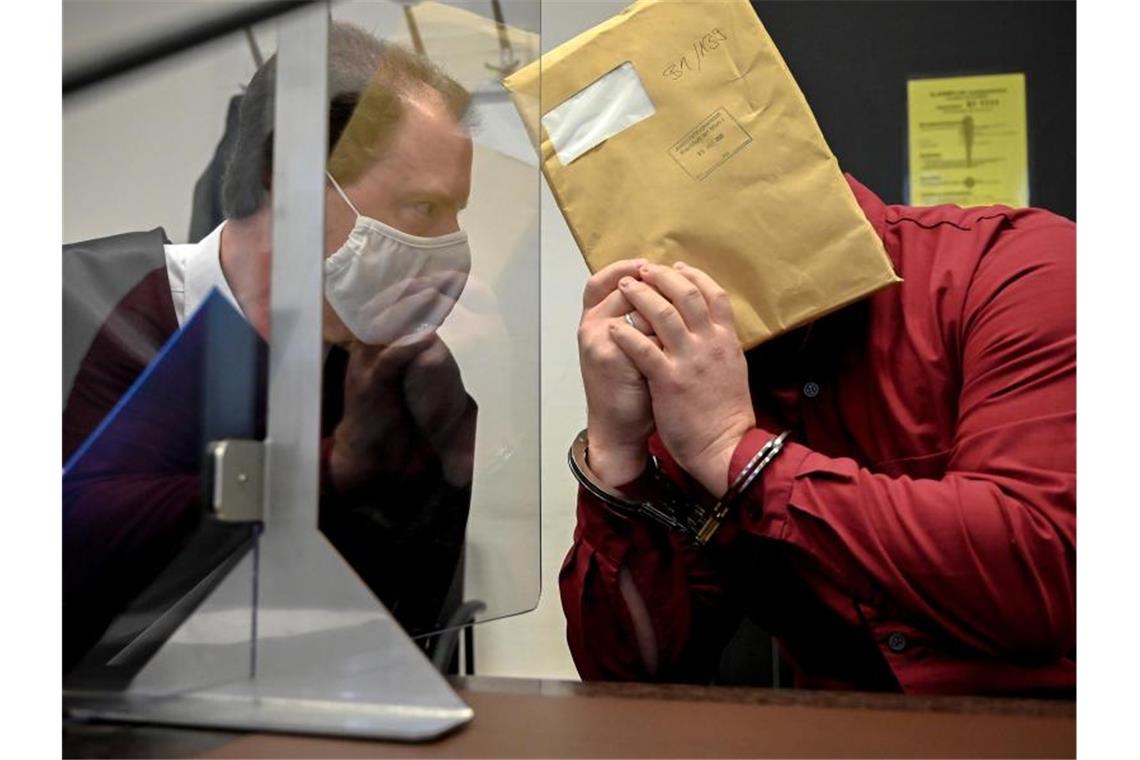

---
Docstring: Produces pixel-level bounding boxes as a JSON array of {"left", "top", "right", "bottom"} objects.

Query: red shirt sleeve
[
  {"left": 730, "top": 220, "right": 1076, "bottom": 659},
  {"left": 560, "top": 437, "right": 742, "bottom": 681},
  {"left": 562, "top": 216, "right": 1075, "bottom": 682}
]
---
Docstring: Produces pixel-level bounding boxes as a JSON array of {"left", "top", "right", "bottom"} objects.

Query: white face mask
[{"left": 324, "top": 174, "right": 471, "bottom": 345}]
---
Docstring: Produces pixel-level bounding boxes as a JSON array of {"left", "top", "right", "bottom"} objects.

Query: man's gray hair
[{"left": 222, "top": 21, "right": 471, "bottom": 219}]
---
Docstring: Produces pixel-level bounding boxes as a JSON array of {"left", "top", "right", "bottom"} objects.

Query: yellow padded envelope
[{"left": 503, "top": 0, "right": 900, "bottom": 349}]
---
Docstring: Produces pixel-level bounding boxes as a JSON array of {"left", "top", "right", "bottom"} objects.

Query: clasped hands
[
  {"left": 579, "top": 259, "right": 756, "bottom": 497},
  {"left": 330, "top": 330, "right": 474, "bottom": 494}
]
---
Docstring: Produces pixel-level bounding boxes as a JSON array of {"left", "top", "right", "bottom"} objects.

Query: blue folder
[{"left": 64, "top": 290, "right": 264, "bottom": 688}]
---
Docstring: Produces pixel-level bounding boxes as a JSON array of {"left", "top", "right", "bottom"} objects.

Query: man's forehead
[
  {"left": 401, "top": 87, "right": 456, "bottom": 122},
  {"left": 384, "top": 113, "right": 471, "bottom": 166},
  {"left": 394, "top": 93, "right": 468, "bottom": 146},
  {"left": 382, "top": 93, "right": 471, "bottom": 175}
]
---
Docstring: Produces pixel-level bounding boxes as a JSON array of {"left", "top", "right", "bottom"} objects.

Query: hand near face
[
  {"left": 402, "top": 333, "right": 476, "bottom": 487},
  {"left": 330, "top": 331, "right": 472, "bottom": 493},
  {"left": 609, "top": 263, "right": 755, "bottom": 497},
  {"left": 578, "top": 258, "right": 658, "bottom": 487}
]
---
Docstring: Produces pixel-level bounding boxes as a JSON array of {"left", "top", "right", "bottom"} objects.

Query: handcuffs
[{"left": 568, "top": 429, "right": 790, "bottom": 546}]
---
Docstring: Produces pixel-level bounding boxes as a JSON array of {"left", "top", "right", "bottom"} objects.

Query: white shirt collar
[
  {"left": 164, "top": 221, "right": 242, "bottom": 326},
  {"left": 165, "top": 224, "right": 331, "bottom": 360}
]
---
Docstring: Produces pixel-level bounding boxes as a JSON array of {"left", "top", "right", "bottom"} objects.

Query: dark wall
[{"left": 753, "top": 1, "right": 1075, "bottom": 220}]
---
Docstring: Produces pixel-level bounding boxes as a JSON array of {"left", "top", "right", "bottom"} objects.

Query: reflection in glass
[{"left": 63, "top": 1, "right": 541, "bottom": 690}]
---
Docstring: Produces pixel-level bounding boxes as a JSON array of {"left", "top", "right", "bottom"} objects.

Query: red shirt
[{"left": 560, "top": 176, "right": 1076, "bottom": 697}]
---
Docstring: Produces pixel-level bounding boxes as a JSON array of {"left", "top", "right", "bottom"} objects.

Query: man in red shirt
[{"left": 564, "top": 175, "right": 1075, "bottom": 697}]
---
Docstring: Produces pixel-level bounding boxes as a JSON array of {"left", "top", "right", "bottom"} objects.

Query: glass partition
[
  {"left": 62, "top": 3, "right": 270, "bottom": 693},
  {"left": 62, "top": 293, "right": 261, "bottom": 693},
  {"left": 321, "top": 0, "right": 543, "bottom": 638},
  {"left": 63, "top": 0, "right": 541, "bottom": 717}
]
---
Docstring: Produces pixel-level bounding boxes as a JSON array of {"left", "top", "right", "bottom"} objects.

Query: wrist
[
  {"left": 328, "top": 444, "right": 363, "bottom": 494},
  {"left": 328, "top": 432, "right": 392, "bottom": 494},
  {"left": 585, "top": 436, "right": 649, "bottom": 488},
  {"left": 689, "top": 427, "right": 751, "bottom": 498}
]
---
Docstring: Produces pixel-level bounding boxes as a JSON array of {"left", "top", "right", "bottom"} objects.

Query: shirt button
[
  {"left": 887, "top": 632, "right": 908, "bottom": 653},
  {"left": 802, "top": 381, "right": 820, "bottom": 398}
]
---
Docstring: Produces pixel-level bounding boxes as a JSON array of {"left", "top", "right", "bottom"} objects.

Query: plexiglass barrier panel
[
  {"left": 63, "top": 0, "right": 541, "bottom": 706},
  {"left": 327, "top": 0, "right": 544, "bottom": 634},
  {"left": 63, "top": 4, "right": 271, "bottom": 694},
  {"left": 63, "top": 293, "right": 263, "bottom": 695}
]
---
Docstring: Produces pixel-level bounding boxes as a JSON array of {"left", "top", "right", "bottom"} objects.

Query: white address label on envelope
[{"left": 542, "top": 61, "right": 656, "bottom": 166}]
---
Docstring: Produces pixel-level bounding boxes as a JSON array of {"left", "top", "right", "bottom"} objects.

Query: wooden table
[{"left": 64, "top": 676, "right": 1076, "bottom": 758}]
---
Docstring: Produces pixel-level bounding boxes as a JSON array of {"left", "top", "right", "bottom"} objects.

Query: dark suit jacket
[{"left": 63, "top": 233, "right": 475, "bottom": 674}]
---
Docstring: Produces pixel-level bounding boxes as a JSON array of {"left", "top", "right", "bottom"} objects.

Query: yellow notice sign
[{"left": 907, "top": 73, "right": 1028, "bottom": 208}]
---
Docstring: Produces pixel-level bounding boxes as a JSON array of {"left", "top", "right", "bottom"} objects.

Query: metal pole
[
  {"left": 266, "top": 4, "right": 328, "bottom": 536},
  {"left": 403, "top": 6, "right": 426, "bottom": 55}
]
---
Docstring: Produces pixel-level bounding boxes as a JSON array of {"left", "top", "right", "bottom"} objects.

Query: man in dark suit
[{"left": 63, "top": 22, "right": 479, "bottom": 673}]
